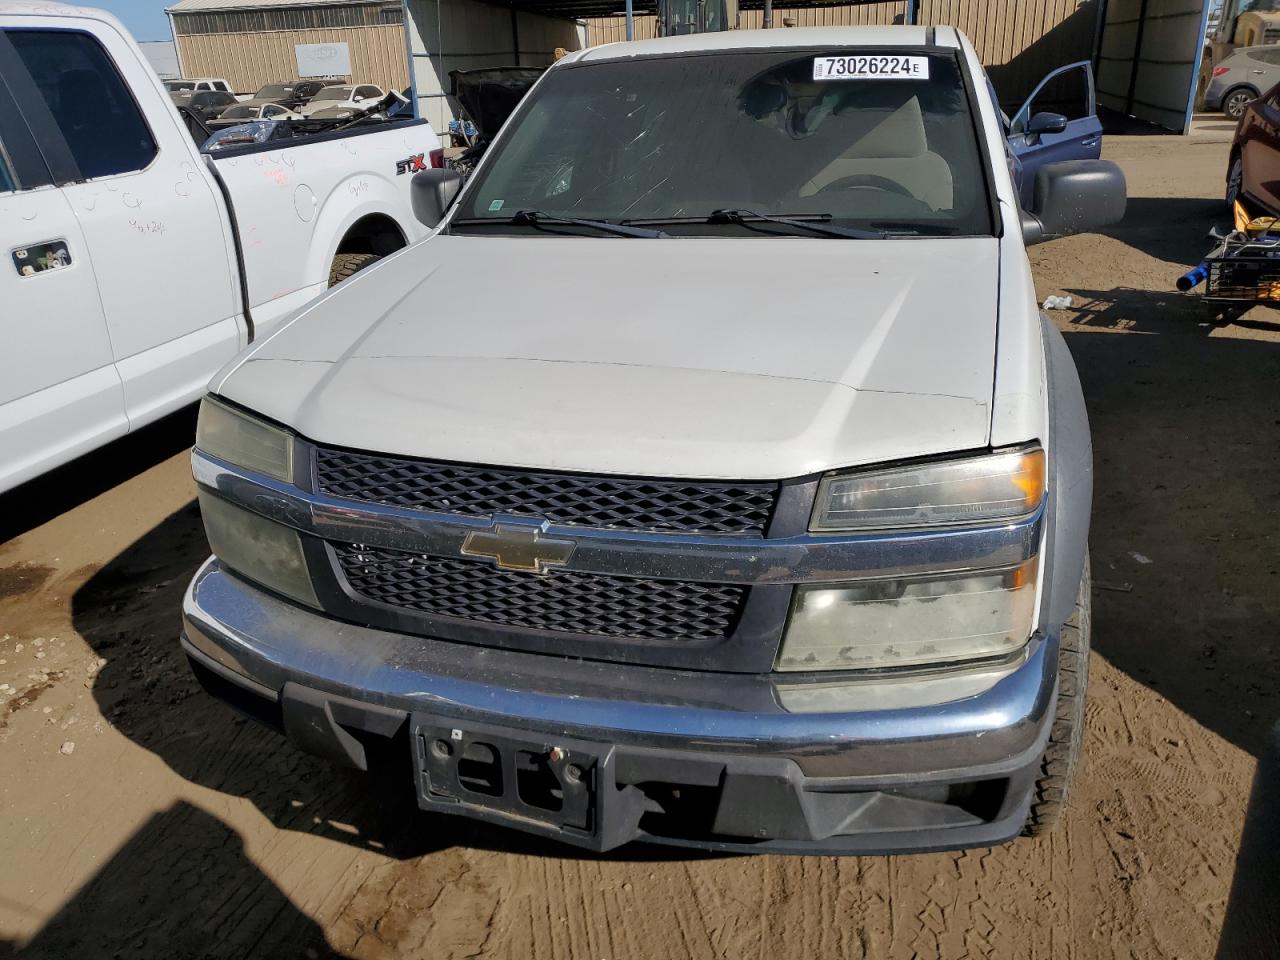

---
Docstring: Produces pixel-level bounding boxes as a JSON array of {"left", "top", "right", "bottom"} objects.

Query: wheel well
[
  {"left": 1225, "top": 84, "right": 1260, "bottom": 102},
  {"left": 335, "top": 214, "right": 407, "bottom": 258}
]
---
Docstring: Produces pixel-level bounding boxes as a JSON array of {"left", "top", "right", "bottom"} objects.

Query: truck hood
[{"left": 218, "top": 235, "right": 1000, "bottom": 480}]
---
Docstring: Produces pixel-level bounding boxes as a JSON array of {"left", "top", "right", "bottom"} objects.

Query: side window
[
  {"left": 263, "top": 105, "right": 282, "bottom": 118},
  {"left": 1011, "top": 63, "right": 1092, "bottom": 134},
  {"left": 6, "top": 30, "right": 157, "bottom": 180},
  {"left": 212, "top": 80, "right": 230, "bottom": 92},
  {"left": 357, "top": 85, "right": 380, "bottom": 100},
  {"left": 1253, "top": 48, "right": 1280, "bottom": 66}
]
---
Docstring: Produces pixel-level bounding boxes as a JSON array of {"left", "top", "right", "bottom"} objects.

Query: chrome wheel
[{"left": 1225, "top": 89, "right": 1253, "bottom": 120}]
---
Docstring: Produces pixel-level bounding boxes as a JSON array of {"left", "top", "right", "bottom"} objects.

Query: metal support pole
[
  {"left": 1184, "top": 0, "right": 1214, "bottom": 133},
  {"left": 763, "top": 0, "right": 772, "bottom": 29},
  {"left": 905, "top": 0, "right": 917, "bottom": 25},
  {"left": 625, "top": 0, "right": 634, "bottom": 40}
]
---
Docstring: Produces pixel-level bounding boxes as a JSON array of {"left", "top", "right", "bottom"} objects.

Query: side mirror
[
  {"left": 1021, "top": 159, "right": 1126, "bottom": 246},
  {"left": 411, "top": 168, "right": 463, "bottom": 228},
  {"left": 1026, "top": 111, "right": 1069, "bottom": 137}
]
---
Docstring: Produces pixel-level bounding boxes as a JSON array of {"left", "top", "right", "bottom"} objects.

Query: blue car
[{"left": 996, "top": 61, "right": 1105, "bottom": 209}]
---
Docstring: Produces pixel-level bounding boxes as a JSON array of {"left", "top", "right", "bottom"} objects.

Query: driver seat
[{"left": 801, "top": 96, "right": 953, "bottom": 211}]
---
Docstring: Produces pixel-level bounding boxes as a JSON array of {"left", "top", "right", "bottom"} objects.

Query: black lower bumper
[{"left": 184, "top": 636, "right": 1044, "bottom": 856}]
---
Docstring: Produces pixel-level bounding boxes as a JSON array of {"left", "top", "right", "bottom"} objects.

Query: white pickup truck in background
[{"left": 0, "top": 2, "right": 441, "bottom": 493}]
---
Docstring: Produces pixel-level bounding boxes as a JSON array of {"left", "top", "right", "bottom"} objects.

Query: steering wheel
[{"left": 817, "top": 174, "right": 915, "bottom": 199}]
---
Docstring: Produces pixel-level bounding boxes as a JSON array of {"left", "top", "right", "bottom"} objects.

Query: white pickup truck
[
  {"left": 184, "top": 27, "right": 1125, "bottom": 855},
  {"left": 0, "top": 2, "right": 440, "bottom": 492}
]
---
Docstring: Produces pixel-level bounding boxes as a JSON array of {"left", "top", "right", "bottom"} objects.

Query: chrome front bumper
[{"left": 183, "top": 558, "right": 1056, "bottom": 785}]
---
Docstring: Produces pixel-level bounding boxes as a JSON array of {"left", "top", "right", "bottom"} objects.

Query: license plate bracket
[{"left": 412, "top": 717, "right": 600, "bottom": 838}]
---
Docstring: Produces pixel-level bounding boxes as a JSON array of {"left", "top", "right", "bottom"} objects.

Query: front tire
[
  {"left": 328, "top": 252, "right": 379, "bottom": 287},
  {"left": 1226, "top": 153, "right": 1243, "bottom": 211},
  {"left": 1023, "top": 556, "right": 1091, "bottom": 836}
]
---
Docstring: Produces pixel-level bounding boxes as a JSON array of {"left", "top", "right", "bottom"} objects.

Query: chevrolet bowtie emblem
[{"left": 461, "top": 522, "right": 576, "bottom": 574}]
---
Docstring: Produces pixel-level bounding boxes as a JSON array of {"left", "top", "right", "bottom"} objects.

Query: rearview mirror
[
  {"left": 411, "top": 169, "right": 463, "bottom": 228},
  {"left": 1021, "top": 160, "right": 1126, "bottom": 246}
]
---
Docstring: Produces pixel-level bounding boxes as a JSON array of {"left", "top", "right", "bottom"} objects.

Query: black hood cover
[{"left": 449, "top": 67, "right": 545, "bottom": 140}]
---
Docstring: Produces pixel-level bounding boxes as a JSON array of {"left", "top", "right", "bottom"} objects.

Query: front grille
[
  {"left": 332, "top": 542, "right": 746, "bottom": 642},
  {"left": 315, "top": 447, "right": 778, "bottom": 535}
]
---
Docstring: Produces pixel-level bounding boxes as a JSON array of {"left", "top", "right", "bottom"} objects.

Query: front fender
[
  {"left": 305, "top": 172, "right": 422, "bottom": 287},
  {"left": 1039, "top": 314, "right": 1093, "bottom": 631}
]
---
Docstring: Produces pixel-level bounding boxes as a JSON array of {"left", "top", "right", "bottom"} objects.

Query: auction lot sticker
[{"left": 813, "top": 55, "right": 930, "bottom": 80}]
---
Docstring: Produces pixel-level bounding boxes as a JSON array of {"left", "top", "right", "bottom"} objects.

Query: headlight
[
  {"left": 196, "top": 396, "right": 293, "bottom": 482},
  {"left": 810, "top": 447, "right": 1045, "bottom": 532},
  {"left": 776, "top": 559, "right": 1038, "bottom": 672},
  {"left": 198, "top": 491, "right": 319, "bottom": 608}
]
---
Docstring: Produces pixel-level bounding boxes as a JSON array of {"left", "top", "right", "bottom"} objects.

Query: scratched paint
[{"left": 128, "top": 220, "right": 167, "bottom": 236}]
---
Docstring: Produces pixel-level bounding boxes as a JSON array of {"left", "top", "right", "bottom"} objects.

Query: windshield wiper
[
  {"left": 867, "top": 221, "right": 962, "bottom": 236},
  {"left": 707, "top": 209, "right": 884, "bottom": 240},
  {"left": 510, "top": 209, "right": 670, "bottom": 238},
  {"left": 623, "top": 210, "right": 885, "bottom": 238}
]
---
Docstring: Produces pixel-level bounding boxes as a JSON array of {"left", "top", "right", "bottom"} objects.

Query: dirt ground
[{"left": 2, "top": 135, "right": 1279, "bottom": 960}]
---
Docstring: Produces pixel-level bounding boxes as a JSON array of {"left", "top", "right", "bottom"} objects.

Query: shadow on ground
[
  {"left": 0, "top": 406, "right": 198, "bottom": 546},
  {"left": 1059, "top": 306, "right": 1280, "bottom": 759},
  {"left": 1216, "top": 722, "right": 1280, "bottom": 960},
  {"left": 0, "top": 802, "right": 347, "bottom": 959},
  {"left": 1099, "top": 196, "right": 1225, "bottom": 267}
]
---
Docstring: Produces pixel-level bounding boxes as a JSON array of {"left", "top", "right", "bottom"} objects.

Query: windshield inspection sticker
[{"left": 813, "top": 55, "right": 930, "bottom": 81}]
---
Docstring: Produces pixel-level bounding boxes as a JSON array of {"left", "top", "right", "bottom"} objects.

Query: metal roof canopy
[
  {"left": 495, "top": 0, "right": 901, "bottom": 23},
  {"left": 167, "top": 0, "right": 388, "bottom": 10}
]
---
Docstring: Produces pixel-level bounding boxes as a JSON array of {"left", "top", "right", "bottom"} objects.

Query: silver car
[{"left": 1206, "top": 45, "right": 1280, "bottom": 119}]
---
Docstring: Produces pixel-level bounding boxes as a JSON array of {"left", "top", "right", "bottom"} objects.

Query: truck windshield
[{"left": 452, "top": 49, "right": 993, "bottom": 236}]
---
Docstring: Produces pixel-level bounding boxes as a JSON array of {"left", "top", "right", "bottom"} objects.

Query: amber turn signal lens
[{"left": 810, "top": 446, "right": 1046, "bottom": 532}]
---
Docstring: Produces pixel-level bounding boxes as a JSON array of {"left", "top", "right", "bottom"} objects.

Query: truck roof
[
  {"left": 0, "top": 1, "right": 111, "bottom": 18},
  {"left": 573, "top": 25, "right": 959, "bottom": 64}
]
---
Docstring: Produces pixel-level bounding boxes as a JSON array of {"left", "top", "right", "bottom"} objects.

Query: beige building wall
[
  {"left": 918, "top": 0, "right": 1098, "bottom": 104},
  {"left": 174, "top": 24, "right": 410, "bottom": 95},
  {"left": 585, "top": 0, "right": 1098, "bottom": 106},
  {"left": 586, "top": 3, "right": 906, "bottom": 45}
]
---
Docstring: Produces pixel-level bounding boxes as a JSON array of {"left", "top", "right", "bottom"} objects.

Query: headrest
[{"left": 842, "top": 96, "right": 928, "bottom": 160}]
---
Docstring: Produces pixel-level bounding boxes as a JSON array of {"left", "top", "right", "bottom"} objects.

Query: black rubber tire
[
  {"left": 1223, "top": 87, "right": 1255, "bottom": 121},
  {"left": 1023, "top": 555, "right": 1091, "bottom": 837},
  {"left": 1226, "top": 153, "right": 1243, "bottom": 212},
  {"left": 328, "top": 252, "right": 379, "bottom": 287}
]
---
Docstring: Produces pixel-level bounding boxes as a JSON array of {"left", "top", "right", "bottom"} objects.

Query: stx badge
[{"left": 396, "top": 153, "right": 427, "bottom": 175}]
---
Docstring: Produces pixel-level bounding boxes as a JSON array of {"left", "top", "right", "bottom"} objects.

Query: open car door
[{"left": 1006, "top": 61, "right": 1102, "bottom": 209}]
